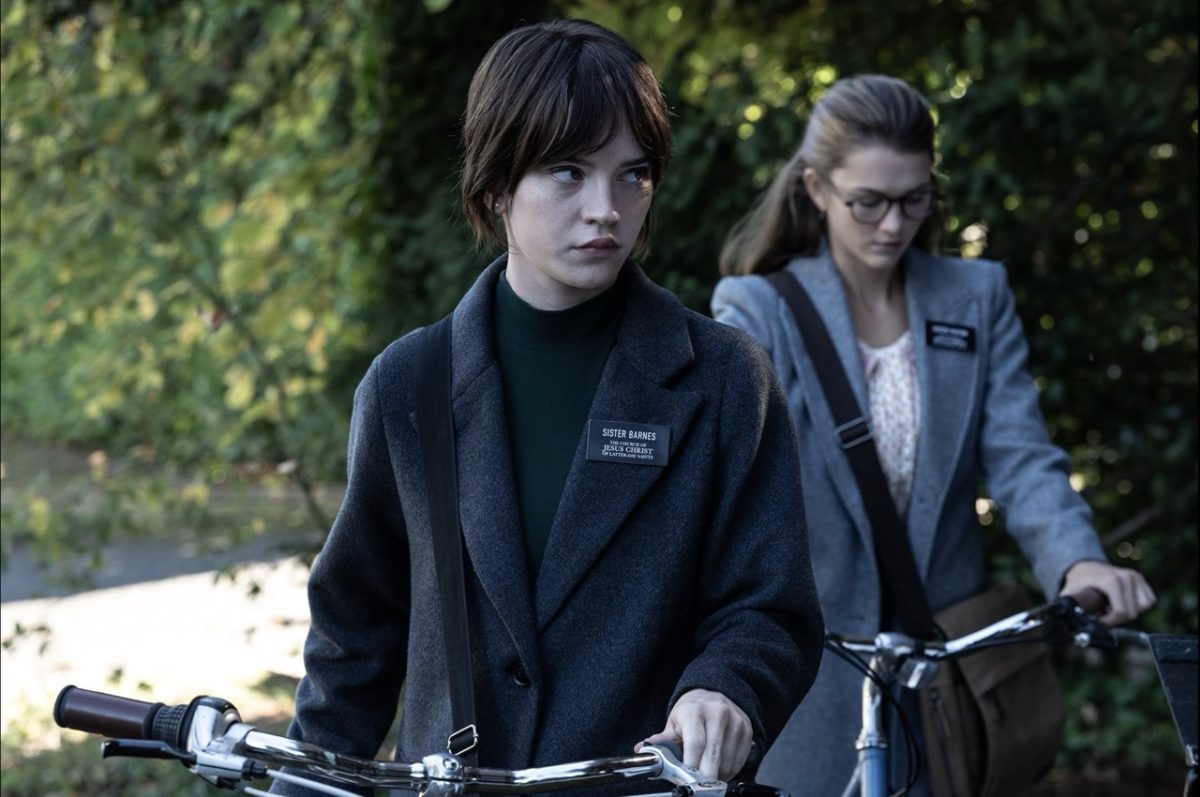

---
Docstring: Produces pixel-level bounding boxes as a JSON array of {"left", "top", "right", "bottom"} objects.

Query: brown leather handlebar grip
[
  {"left": 1068, "top": 586, "right": 1109, "bottom": 616},
  {"left": 54, "top": 685, "right": 162, "bottom": 739}
]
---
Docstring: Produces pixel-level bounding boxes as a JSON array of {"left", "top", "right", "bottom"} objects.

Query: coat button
[{"left": 509, "top": 662, "right": 531, "bottom": 687}]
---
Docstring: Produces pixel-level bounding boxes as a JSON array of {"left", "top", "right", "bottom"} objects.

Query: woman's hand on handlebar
[
  {"left": 1060, "top": 559, "right": 1156, "bottom": 626},
  {"left": 638, "top": 688, "right": 752, "bottom": 782}
]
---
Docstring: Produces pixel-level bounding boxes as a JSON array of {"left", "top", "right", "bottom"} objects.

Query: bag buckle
[
  {"left": 446, "top": 724, "right": 478, "bottom": 756},
  {"left": 836, "top": 417, "right": 873, "bottom": 449}
]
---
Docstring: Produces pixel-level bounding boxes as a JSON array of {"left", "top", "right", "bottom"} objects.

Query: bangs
[
  {"left": 510, "top": 38, "right": 668, "bottom": 182},
  {"left": 523, "top": 63, "right": 629, "bottom": 167}
]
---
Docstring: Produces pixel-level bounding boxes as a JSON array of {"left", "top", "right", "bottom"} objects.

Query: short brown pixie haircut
[{"left": 459, "top": 19, "right": 672, "bottom": 248}]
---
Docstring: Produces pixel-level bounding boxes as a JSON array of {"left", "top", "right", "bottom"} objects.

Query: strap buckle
[
  {"left": 835, "top": 417, "right": 873, "bottom": 450},
  {"left": 447, "top": 724, "right": 478, "bottom": 756}
]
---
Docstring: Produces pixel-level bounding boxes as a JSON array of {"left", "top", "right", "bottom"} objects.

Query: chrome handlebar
[
  {"left": 236, "top": 730, "right": 689, "bottom": 794},
  {"left": 827, "top": 592, "right": 1115, "bottom": 675},
  {"left": 66, "top": 683, "right": 724, "bottom": 797}
]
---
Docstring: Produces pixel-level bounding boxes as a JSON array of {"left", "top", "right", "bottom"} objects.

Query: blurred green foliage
[
  {"left": 0, "top": 714, "right": 292, "bottom": 796},
  {"left": 0, "top": 733, "right": 214, "bottom": 796},
  {"left": 1, "top": 0, "right": 1196, "bottom": 782}
]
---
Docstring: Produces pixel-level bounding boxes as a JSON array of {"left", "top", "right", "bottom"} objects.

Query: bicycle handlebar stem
[{"left": 855, "top": 655, "right": 892, "bottom": 797}]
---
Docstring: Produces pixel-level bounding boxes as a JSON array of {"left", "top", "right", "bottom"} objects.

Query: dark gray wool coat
[{"left": 276, "top": 257, "right": 824, "bottom": 795}]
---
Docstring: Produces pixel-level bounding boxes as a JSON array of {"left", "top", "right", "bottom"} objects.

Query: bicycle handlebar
[
  {"left": 827, "top": 586, "right": 1113, "bottom": 661},
  {"left": 52, "top": 686, "right": 756, "bottom": 797}
]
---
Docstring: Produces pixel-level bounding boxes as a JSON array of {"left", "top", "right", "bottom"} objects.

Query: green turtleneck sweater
[{"left": 493, "top": 271, "right": 625, "bottom": 578}]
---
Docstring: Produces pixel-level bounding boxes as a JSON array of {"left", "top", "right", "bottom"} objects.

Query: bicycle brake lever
[
  {"left": 897, "top": 656, "right": 939, "bottom": 690},
  {"left": 101, "top": 738, "right": 197, "bottom": 765},
  {"left": 642, "top": 743, "right": 725, "bottom": 797},
  {"left": 1059, "top": 603, "right": 1119, "bottom": 650}
]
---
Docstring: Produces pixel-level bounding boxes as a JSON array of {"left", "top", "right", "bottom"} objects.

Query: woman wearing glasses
[{"left": 711, "top": 74, "right": 1154, "bottom": 795}]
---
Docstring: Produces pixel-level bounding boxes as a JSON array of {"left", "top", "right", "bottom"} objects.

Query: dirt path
[
  {"left": 1, "top": 437, "right": 321, "bottom": 749},
  {"left": 1, "top": 549, "right": 310, "bottom": 750}
]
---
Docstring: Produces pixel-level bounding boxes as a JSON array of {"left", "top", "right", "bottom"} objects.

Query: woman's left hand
[
  {"left": 1060, "top": 559, "right": 1156, "bottom": 625},
  {"left": 638, "top": 688, "right": 753, "bottom": 781}
]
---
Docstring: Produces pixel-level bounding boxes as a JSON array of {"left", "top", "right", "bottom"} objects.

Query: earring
[{"left": 493, "top": 200, "right": 504, "bottom": 214}]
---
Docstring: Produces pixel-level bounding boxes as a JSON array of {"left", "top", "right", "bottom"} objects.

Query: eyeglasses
[{"left": 822, "top": 179, "right": 939, "bottom": 225}]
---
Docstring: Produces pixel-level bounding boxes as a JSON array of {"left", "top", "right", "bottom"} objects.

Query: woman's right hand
[{"left": 1060, "top": 559, "right": 1156, "bottom": 625}]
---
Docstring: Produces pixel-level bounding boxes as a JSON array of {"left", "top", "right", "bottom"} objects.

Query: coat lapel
[
  {"left": 534, "top": 265, "right": 703, "bottom": 632},
  {"left": 903, "top": 250, "right": 981, "bottom": 579},
  {"left": 441, "top": 258, "right": 540, "bottom": 674},
  {"left": 785, "top": 252, "right": 878, "bottom": 561},
  {"left": 782, "top": 249, "right": 984, "bottom": 587}
]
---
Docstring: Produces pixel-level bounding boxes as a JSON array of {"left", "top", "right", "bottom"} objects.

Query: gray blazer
[
  {"left": 278, "top": 258, "right": 824, "bottom": 795},
  {"left": 711, "top": 248, "right": 1106, "bottom": 796}
]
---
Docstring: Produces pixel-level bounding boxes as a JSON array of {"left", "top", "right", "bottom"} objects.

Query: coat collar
[
  {"left": 446, "top": 257, "right": 702, "bottom": 657},
  {"left": 447, "top": 256, "right": 696, "bottom": 396}
]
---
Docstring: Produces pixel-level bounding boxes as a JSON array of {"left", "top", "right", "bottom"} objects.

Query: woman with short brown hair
[{"left": 274, "top": 19, "right": 824, "bottom": 796}]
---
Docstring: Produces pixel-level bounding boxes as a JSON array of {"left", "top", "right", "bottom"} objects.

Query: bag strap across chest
[
  {"left": 766, "top": 269, "right": 935, "bottom": 638},
  {"left": 413, "top": 314, "right": 479, "bottom": 761}
]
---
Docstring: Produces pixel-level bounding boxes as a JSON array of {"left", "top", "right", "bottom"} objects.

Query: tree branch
[{"left": 1101, "top": 484, "right": 1198, "bottom": 547}]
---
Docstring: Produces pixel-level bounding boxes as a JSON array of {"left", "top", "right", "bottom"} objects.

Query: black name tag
[
  {"left": 586, "top": 420, "right": 670, "bottom": 466},
  {"left": 926, "top": 320, "right": 976, "bottom": 353}
]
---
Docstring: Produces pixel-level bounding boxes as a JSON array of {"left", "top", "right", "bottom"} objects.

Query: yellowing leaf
[
  {"left": 47, "top": 319, "right": 67, "bottom": 343},
  {"left": 203, "top": 201, "right": 235, "bottom": 230},
  {"left": 27, "top": 497, "right": 52, "bottom": 537},
  {"left": 306, "top": 326, "right": 328, "bottom": 373},
  {"left": 176, "top": 315, "right": 205, "bottom": 347},
  {"left": 84, "top": 387, "right": 124, "bottom": 419},
  {"left": 180, "top": 481, "right": 210, "bottom": 506},
  {"left": 219, "top": 255, "right": 269, "bottom": 293},
  {"left": 283, "top": 376, "right": 307, "bottom": 397},
  {"left": 137, "top": 369, "right": 164, "bottom": 394},
  {"left": 135, "top": 290, "right": 158, "bottom": 321},
  {"left": 88, "top": 450, "right": 109, "bottom": 481},
  {"left": 289, "top": 307, "right": 314, "bottom": 331},
  {"left": 224, "top": 365, "right": 256, "bottom": 410}
]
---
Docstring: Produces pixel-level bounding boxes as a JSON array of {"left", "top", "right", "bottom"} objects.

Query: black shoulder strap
[
  {"left": 413, "top": 314, "right": 478, "bottom": 760},
  {"left": 765, "top": 269, "right": 935, "bottom": 638}
]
